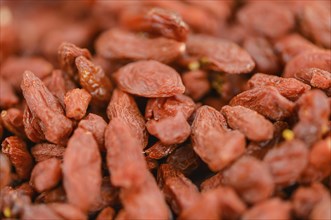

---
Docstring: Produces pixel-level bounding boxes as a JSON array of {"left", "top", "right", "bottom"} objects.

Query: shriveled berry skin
[
  {"left": 63, "top": 128, "right": 102, "bottom": 212},
  {"left": 105, "top": 118, "right": 169, "bottom": 219},
  {"left": 300, "top": 138, "right": 331, "bottom": 183},
  {"left": 284, "top": 50, "right": 331, "bottom": 78},
  {"left": 95, "top": 29, "right": 185, "bottom": 64},
  {"left": 58, "top": 42, "right": 91, "bottom": 79},
  {"left": 107, "top": 89, "right": 148, "bottom": 149},
  {"left": 275, "top": 34, "right": 318, "bottom": 63},
  {"left": 2, "top": 1, "right": 331, "bottom": 219},
  {"left": 299, "top": 1, "right": 331, "bottom": 48},
  {"left": 182, "top": 70, "right": 210, "bottom": 101},
  {"left": 237, "top": 2, "right": 295, "bottom": 39},
  {"left": 230, "top": 86, "right": 295, "bottom": 121},
  {"left": 147, "top": 112, "right": 191, "bottom": 145},
  {"left": 145, "top": 94, "right": 195, "bottom": 121},
  {"left": 30, "top": 158, "right": 62, "bottom": 193},
  {"left": 223, "top": 156, "right": 274, "bottom": 204},
  {"left": 294, "top": 68, "right": 331, "bottom": 91},
  {"left": 292, "top": 183, "right": 330, "bottom": 219},
  {"left": 31, "top": 143, "right": 65, "bottom": 163},
  {"left": 221, "top": 105, "right": 274, "bottom": 142},
  {"left": 120, "top": 7, "right": 189, "bottom": 41},
  {"left": 2, "top": 136, "right": 34, "bottom": 180},
  {"left": 1, "top": 108, "right": 26, "bottom": 139},
  {"left": 293, "top": 90, "right": 330, "bottom": 146},
  {"left": 105, "top": 118, "right": 148, "bottom": 188},
  {"left": 145, "top": 142, "right": 178, "bottom": 160},
  {"left": 243, "top": 36, "right": 281, "bottom": 74},
  {"left": 247, "top": 73, "right": 311, "bottom": 101},
  {"left": 191, "top": 106, "right": 245, "bottom": 172},
  {"left": 64, "top": 88, "right": 91, "bottom": 120},
  {"left": 75, "top": 56, "right": 113, "bottom": 104},
  {"left": 1, "top": 57, "right": 53, "bottom": 91},
  {"left": 114, "top": 60, "right": 185, "bottom": 98},
  {"left": 157, "top": 164, "right": 199, "bottom": 214},
  {"left": 166, "top": 143, "right": 200, "bottom": 176},
  {"left": 187, "top": 34, "right": 255, "bottom": 74},
  {"left": 264, "top": 139, "right": 309, "bottom": 187}
]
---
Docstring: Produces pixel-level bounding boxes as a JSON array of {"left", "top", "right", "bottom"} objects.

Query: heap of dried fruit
[{"left": 0, "top": 1, "right": 330, "bottom": 220}]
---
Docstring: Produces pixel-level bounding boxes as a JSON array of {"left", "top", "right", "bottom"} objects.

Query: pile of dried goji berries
[{"left": 0, "top": 1, "right": 330, "bottom": 219}]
